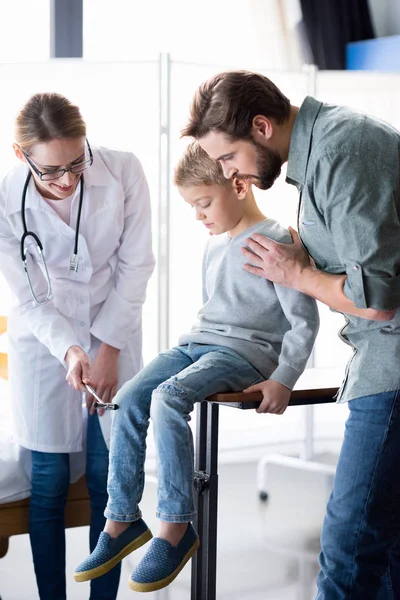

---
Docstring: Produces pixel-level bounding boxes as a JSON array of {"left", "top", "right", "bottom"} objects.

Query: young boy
[{"left": 74, "top": 142, "right": 319, "bottom": 593}]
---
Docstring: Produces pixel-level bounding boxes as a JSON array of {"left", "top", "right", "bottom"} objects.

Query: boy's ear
[{"left": 232, "top": 176, "right": 249, "bottom": 199}]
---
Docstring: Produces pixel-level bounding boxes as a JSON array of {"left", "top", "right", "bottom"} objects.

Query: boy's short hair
[{"left": 174, "top": 141, "right": 230, "bottom": 188}]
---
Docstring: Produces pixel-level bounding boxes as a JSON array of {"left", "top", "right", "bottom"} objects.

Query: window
[{"left": 0, "top": 2, "right": 49, "bottom": 63}]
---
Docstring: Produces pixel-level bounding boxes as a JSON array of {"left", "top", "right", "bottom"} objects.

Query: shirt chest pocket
[{"left": 298, "top": 195, "right": 343, "bottom": 273}]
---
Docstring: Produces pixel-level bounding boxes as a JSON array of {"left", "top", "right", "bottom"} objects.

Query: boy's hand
[{"left": 244, "top": 380, "right": 291, "bottom": 415}]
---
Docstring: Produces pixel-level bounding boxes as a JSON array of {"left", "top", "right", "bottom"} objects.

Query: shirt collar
[{"left": 286, "top": 96, "right": 323, "bottom": 188}]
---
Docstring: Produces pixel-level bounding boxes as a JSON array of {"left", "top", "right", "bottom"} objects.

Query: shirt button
[
  {"left": 80, "top": 298, "right": 85, "bottom": 304},
  {"left": 353, "top": 265, "right": 359, "bottom": 271},
  {"left": 80, "top": 321, "right": 85, "bottom": 327}
]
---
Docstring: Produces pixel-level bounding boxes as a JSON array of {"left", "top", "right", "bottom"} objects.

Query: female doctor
[{"left": 0, "top": 93, "right": 155, "bottom": 600}]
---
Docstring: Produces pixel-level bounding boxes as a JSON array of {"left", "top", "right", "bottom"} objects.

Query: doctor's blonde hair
[{"left": 15, "top": 92, "right": 87, "bottom": 153}]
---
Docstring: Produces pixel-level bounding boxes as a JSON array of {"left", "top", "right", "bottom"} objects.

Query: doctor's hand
[
  {"left": 244, "top": 380, "right": 291, "bottom": 415},
  {"left": 86, "top": 343, "right": 120, "bottom": 416},
  {"left": 65, "top": 345, "right": 91, "bottom": 391},
  {"left": 241, "top": 227, "right": 312, "bottom": 289}
]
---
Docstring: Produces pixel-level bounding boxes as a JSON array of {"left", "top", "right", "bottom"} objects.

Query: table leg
[{"left": 191, "top": 401, "right": 219, "bottom": 600}]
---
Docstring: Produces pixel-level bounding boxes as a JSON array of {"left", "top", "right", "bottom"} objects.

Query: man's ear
[
  {"left": 252, "top": 115, "right": 273, "bottom": 141},
  {"left": 13, "top": 143, "right": 26, "bottom": 163},
  {"left": 232, "top": 177, "right": 249, "bottom": 200}
]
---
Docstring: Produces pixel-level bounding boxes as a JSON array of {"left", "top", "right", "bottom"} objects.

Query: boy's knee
[
  {"left": 113, "top": 380, "right": 133, "bottom": 411},
  {"left": 150, "top": 387, "right": 167, "bottom": 422},
  {"left": 150, "top": 379, "right": 189, "bottom": 421}
]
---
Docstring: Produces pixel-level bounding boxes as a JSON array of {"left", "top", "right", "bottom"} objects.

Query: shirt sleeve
[
  {"left": 90, "top": 153, "right": 155, "bottom": 349},
  {"left": 314, "top": 152, "right": 400, "bottom": 310},
  {"left": 0, "top": 212, "right": 80, "bottom": 364},
  {"left": 269, "top": 280, "right": 320, "bottom": 390}
]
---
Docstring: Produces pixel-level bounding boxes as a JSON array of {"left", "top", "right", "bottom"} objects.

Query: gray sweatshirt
[{"left": 179, "top": 219, "right": 319, "bottom": 390}]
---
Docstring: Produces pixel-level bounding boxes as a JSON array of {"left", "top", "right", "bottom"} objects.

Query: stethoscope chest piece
[
  {"left": 20, "top": 171, "right": 84, "bottom": 303},
  {"left": 21, "top": 228, "right": 52, "bottom": 304}
]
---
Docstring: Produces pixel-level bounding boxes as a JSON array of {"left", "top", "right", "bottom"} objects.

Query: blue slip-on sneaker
[
  {"left": 129, "top": 523, "right": 200, "bottom": 592},
  {"left": 74, "top": 518, "right": 152, "bottom": 582}
]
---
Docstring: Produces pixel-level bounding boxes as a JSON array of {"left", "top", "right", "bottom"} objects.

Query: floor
[{"left": 0, "top": 452, "right": 336, "bottom": 600}]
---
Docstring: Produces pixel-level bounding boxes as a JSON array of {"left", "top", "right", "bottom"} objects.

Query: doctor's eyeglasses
[{"left": 22, "top": 139, "right": 93, "bottom": 181}]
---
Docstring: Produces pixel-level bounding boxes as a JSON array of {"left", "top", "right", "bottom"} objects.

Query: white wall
[{"left": 83, "top": 0, "right": 303, "bottom": 70}]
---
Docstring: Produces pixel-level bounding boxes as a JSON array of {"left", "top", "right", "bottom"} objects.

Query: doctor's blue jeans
[
  {"left": 316, "top": 390, "right": 400, "bottom": 600},
  {"left": 29, "top": 411, "right": 120, "bottom": 600},
  {"left": 105, "top": 343, "right": 262, "bottom": 523}
]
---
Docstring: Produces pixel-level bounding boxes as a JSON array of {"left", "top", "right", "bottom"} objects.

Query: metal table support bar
[
  {"left": 190, "top": 386, "right": 338, "bottom": 600},
  {"left": 191, "top": 401, "right": 219, "bottom": 600}
]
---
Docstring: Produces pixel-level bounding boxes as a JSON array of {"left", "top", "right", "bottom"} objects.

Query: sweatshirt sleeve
[{"left": 269, "top": 282, "right": 320, "bottom": 390}]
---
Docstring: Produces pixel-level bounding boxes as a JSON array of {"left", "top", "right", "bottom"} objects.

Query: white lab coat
[{"left": 0, "top": 147, "right": 155, "bottom": 453}]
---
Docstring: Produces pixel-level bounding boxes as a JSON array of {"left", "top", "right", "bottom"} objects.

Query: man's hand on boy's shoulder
[
  {"left": 241, "top": 227, "right": 312, "bottom": 289},
  {"left": 244, "top": 379, "right": 291, "bottom": 415}
]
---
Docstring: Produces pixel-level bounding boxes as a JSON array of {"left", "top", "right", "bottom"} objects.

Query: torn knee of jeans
[
  {"left": 175, "top": 361, "right": 214, "bottom": 380},
  {"left": 154, "top": 379, "right": 188, "bottom": 399},
  {"left": 154, "top": 361, "right": 214, "bottom": 399}
]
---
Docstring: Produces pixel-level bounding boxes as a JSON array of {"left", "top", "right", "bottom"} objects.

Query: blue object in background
[{"left": 347, "top": 35, "right": 400, "bottom": 71}]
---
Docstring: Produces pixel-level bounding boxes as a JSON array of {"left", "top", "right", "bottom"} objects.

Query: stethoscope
[
  {"left": 20, "top": 170, "right": 118, "bottom": 412},
  {"left": 20, "top": 170, "right": 84, "bottom": 305}
]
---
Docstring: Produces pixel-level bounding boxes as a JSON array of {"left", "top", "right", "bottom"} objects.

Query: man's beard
[{"left": 238, "top": 140, "right": 282, "bottom": 190}]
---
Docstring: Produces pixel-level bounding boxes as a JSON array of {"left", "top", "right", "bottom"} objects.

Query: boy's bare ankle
[
  {"left": 104, "top": 519, "right": 131, "bottom": 538},
  {"left": 158, "top": 521, "right": 189, "bottom": 546}
]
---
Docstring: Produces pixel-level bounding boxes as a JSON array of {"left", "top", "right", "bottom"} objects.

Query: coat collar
[{"left": 3, "top": 147, "right": 114, "bottom": 217}]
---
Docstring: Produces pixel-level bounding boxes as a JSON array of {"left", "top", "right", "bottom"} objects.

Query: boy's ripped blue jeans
[{"left": 105, "top": 343, "right": 263, "bottom": 523}]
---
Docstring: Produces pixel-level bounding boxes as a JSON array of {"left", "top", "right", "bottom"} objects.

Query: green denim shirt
[{"left": 287, "top": 96, "right": 400, "bottom": 401}]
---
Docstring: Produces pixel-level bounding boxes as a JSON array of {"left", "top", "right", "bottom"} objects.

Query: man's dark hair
[{"left": 181, "top": 70, "right": 291, "bottom": 141}]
